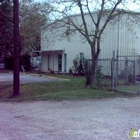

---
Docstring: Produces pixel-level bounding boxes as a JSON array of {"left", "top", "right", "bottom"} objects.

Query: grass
[
  {"left": 117, "top": 84, "right": 140, "bottom": 93},
  {"left": 0, "top": 74, "right": 139, "bottom": 102}
]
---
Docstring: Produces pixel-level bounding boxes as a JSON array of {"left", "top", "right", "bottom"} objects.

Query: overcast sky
[{"left": 34, "top": 0, "right": 140, "bottom": 12}]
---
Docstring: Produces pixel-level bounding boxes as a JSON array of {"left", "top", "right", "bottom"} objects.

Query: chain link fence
[
  {"left": 86, "top": 52, "right": 140, "bottom": 93},
  {"left": 86, "top": 58, "right": 113, "bottom": 89},
  {"left": 116, "top": 55, "right": 140, "bottom": 93}
]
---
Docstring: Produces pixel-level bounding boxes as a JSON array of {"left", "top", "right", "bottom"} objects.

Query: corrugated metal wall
[{"left": 41, "top": 13, "right": 140, "bottom": 72}]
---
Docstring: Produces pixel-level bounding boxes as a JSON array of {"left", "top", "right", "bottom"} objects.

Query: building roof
[{"left": 41, "top": 9, "right": 140, "bottom": 30}]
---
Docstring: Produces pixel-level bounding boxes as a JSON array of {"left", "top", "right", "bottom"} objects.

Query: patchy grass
[
  {"left": 117, "top": 84, "right": 140, "bottom": 93},
  {"left": 0, "top": 74, "right": 139, "bottom": 102}
]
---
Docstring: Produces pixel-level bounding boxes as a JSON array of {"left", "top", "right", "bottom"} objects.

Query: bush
[
  {"left": 72, "top": 55, "right": 86, "bottom": 75},
  {"left": 73, "top": 55, "right": 79, "bottom": 73},
  {"left": 4, "top": 56, "right": 14, "bottom": 70},
  {"left": 69, "top": 68, "right": 73, "bottom": 74},
  {"left": 85, "top": 61, "right": 103, "bottom": 88},
  {"left": 20, "top": 53, "right": 31, "bottom": 71},
  {"left": 4, "top": 54, "right": 31, "bottom": 71},
  {"left": 95, "top": 65, "right": 103, "bottom": 87}
]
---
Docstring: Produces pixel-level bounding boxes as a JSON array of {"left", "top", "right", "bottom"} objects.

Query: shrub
[
  {"left": 20, "top": 54, "right": 31, "bottom": 71},
  {"left": 95, "top": 65, "right": 103, "bottom": 88},
  {"left": 73, "top": 55, "right": 79, "bottom": 73},
  {"left": 69, "top": 67, "right": 73, "bottom": 74},
  {"left": 4, "top": 54, "right": 31, "bottom": 71},
  {"left": 72, "top": 55, "right": 86, "bottom": 75},
  {"left": 4, "top": 56, "right": 14, "bottom": 70},
  {"left": 85, "top": 62, "right": 104, "bottom": 88}
]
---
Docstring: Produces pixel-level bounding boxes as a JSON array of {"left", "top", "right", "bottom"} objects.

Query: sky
[{"left": 34, "top": 0, "right": 140, "bottom": 11}]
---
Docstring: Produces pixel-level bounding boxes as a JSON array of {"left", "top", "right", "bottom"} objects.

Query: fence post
[
  {"left": 111, "top": 51, "right": 115, "bottom": 90},
  {"left": 133, "top": 61, "right": 135, "bottom": 84},
  {"left": 138, "top": 56, "right": 140, "bottom": 93},
  {"left": 125, "top": 57, "right": 128, "bottom": 84},
  {"left": 115, "top": 50, "right": 119, "bottom": 88}
]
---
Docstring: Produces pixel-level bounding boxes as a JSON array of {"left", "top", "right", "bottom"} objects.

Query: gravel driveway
[{"left": 0, "top": 97, "right": 140, "bottom": 140}]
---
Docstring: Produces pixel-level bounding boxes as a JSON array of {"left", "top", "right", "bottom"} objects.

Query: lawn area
[
  {"left": 0, "top": 74, "right": 139, "bottom": 101},
  {"left": 117, "top": 84, "right": 140, "bottom": 93}
]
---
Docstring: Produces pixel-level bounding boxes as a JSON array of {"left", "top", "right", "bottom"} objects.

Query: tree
[
  {"left": 49, "top": 0, "right": 139, "bottom": 86},
  {"left": 0, "top": 0, "right": 13, "bottom": 56},
  {"left": 19, "top": 0, "right": 52, "bottom": 53}
]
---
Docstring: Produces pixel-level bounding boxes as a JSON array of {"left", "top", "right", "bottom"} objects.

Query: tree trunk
[
  {"left": 86, "top": 39, "right": 100, "bottom": 87},
  {"left": 90, "top": 40, "right": 100, "bottom": 87},
  {"left": 91, "top": 54, "right": 97, "bottom": 86}
]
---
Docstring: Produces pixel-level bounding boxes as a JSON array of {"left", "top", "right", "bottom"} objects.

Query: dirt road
[{"left": 0, "top": 97, "right": 140, "bottom": 140}]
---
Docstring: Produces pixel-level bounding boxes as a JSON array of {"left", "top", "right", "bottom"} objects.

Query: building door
[
  {"left": 64, "top": 54, "right": 67, "bottom": 72},
  {"left": 58, "top": 54, "right": 62, "bottom": 71},
  {"left": 48, "top": 55, "right": 50, "bottom": 70}
]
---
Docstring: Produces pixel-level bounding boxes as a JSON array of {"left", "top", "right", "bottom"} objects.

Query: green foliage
[
  {"left": 95, "top": 65, "right": 103, "bottom": 88},
  {"left": 19, "top": 0, "right": 51, "bottom": 52},
  {"left": 73, "top": 55, "right": 79, "bottom": 73},
  {"left": 20, "top": 53, "right": 31, "bottom": 71},
  {"left": 4, "top": 56, "right": 13, "bottom": 70},
  {"left": 78, "top": 58, "right": 86, "bottom": 75},
  {"left": 69, "top": 68, "right": 73, "bottom": 74},
  {"left": 4, "top": 54, "right": 31, "bottom": 71},
  {"left": 0, "top": 0, "right": 13, "bottom": 55},
  {"left": 86, "top": 62, "right": 104, "bottom": 88},
  {"left": 72, "top": 55, "right": 86, "bottom": 75}
]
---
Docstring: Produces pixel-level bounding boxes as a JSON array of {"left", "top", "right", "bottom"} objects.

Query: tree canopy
[
  {"left": 19, "top": 0, "right": 52, "bottom": 53},
  {"left": 0, "top": 0, "right": 13, "bottom": 56},
  {"left": 0, "top": 0, "right": 52, "bottom": 56}
]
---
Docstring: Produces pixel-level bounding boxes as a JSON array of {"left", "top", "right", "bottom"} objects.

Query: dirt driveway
[{"left": 0, "top": 97, "right": 140, "bottom": 140}]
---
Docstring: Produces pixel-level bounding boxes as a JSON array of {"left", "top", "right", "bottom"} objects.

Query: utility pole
[{"left": 13, "top": 0, "right": 20, "bottom": 96}]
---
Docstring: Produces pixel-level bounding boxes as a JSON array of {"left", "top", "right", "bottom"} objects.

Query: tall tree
[
  {"left": 19, "top": 0, "right": 52, "bottom": 53},
  {"left": 0, "top": 0, "right": 13, "bottom": 56},
  {"left": 49, "top": 0, "right": 139, "bottom": 86}
]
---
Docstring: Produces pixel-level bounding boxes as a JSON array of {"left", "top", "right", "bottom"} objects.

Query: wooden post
[{"left": 13, "top": 0, "right": 20, "bottom": 96}]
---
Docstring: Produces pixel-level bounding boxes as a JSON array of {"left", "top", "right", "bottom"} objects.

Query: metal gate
[{"left": 115, "top": 55, "right": 140, "bottom": 93}]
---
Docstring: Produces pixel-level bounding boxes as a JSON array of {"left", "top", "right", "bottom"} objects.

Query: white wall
[{"left": 41, "top": 12, "right": 140, "bottom": 72}]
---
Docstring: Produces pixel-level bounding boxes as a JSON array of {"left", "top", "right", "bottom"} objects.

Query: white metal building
[{"left": 40, "top": 11, "right": 140, "bottom": 73}]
